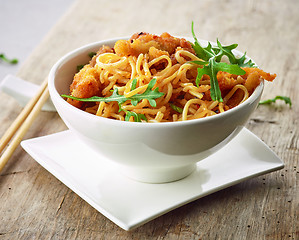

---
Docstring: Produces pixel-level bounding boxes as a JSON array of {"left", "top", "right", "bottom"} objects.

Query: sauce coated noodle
[{"left": 66, "top": 32, "right": 276, "bottom": 122}]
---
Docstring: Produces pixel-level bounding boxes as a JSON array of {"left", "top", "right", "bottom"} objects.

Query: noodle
[{"left": 66, "top": 32, "right": 276, "bottom": 122}]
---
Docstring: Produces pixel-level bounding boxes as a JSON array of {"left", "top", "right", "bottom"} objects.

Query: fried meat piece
[
  {"left": 114, "top": 32, "right": 195, "bottom": 57},
  {"left": 67, "top": 65, "right": 100, "bottom": 109},
  {"left": 242, "top": 67, "right": 276, "bottom": 93}
]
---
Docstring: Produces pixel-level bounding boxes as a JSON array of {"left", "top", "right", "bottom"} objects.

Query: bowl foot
[{"left": 119, "top": 164, "right": 197, "bottom": 183}]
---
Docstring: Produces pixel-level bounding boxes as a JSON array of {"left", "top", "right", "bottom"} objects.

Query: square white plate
[{"left": 21, "top": 128, "right": 284, "bottom": 230}]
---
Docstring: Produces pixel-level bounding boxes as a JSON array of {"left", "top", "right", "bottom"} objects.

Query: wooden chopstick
[{"left": 0, "top": 77, "right": 49, "bottom": 172}]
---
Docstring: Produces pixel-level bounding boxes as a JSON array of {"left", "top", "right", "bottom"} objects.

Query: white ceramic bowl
[{"left": 48, "top": 37, "right": 263, "bottom": 183}]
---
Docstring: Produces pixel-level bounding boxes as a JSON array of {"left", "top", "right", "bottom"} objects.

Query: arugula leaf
[
  {"left": 190, "top": 22, "right": 255, "bottom": 102},
  {"left": 259, "top": 96, "right": 292, "bottom": 107},
  {"left": 62, "top": 87, "right": 128, "bottom": 106},
  {"left": 63, "top": 79, "right": 163, "bottom": 122},
  {"left": 0, "top": 53, "right": 18, "bottom": 64},
  {"left": 170, "top": 103, "right": 183, "bottom": 113},
  {"left": 132, "top": 78, "right": 163, "bottom": 107},
  {"left": 195, "top": 58, "right": 222, "bottom": 101},
  {"left": 129, "top": 78, "right": 138, "bottom": 105},
  {"left": 214, "top": 62, "right": 246, "bottom": 75},
  {"left": 214, "top": 40, "right": 255, "bottom": 68},
  {"left": 88, "top": 52, "right": 97, "bottom": 58},
  {"left": 62, "top": 78, "right": 164, "bottom": 109},
  {"left": 131, "top": 78, "right": 137, "bottom": 90},
  {"left": 191, "top": 23, "right": 214, "bottom": 61},
  {"left": 195, "top": 58, "right": 246, "bottom": 101},
  {"left": 234, "top": 52, "right": 256, "bottom": 68},
  {"left": 77, "top": 64, "right": 84, "bottom": 72},
  {"left": 189, "top": 60, "right": 208, "bottom": 66},
  {"left": 124, "top": 110, "right": 147, "bottom": 122},
  {"left": 214, "top": 40, "right": 239, "bottom": 63}
]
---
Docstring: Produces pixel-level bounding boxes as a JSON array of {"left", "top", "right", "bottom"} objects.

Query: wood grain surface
[{"left": 0, "top": 0, "right": 298, "bottom": 239}]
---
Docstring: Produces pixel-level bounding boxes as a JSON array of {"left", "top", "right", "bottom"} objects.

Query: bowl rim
[{"left": 48, "top": 37, "right": 264, "bottom": 129}]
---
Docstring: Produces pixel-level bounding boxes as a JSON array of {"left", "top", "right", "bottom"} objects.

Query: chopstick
[{"left": 0, "top": 77, "right": 49, "bottom": 172}]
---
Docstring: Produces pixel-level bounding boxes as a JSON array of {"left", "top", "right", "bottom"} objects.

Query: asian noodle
[{"left": 66, "top": 32, "right": 276, "bottom": 122}]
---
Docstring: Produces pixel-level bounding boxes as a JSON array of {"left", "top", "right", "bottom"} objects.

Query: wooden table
[{"left": 0, "top": 0, "right": 298, "bottom": 239}]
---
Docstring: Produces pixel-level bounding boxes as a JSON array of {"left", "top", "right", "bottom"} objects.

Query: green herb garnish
[
  {"left": 259, "top": 96, "right": 292, "bottom": 107},
  {"left": 76, "top": 64, "right": 84, "bottom": 72},
  {"left": 131, "top": 78, "right": 137, "bottom": 91},
  {"left": 124, "top": 110, "right": 147, "bottom": 122},
  {"left": 62, "top": 78, "right": 163, "bottom": 107},
  {"left": 190, "top": 22, "right": 256, "bottom": 102},
  {"left": 0, "top": 53, "right": 18, "bottom": 64},
  {"left": 62, "top": 78, "right": 164, "bottom": 122},
  {"left": 88, "top": 52, "right": 97, "bottom": 58},
  {"left": 122, "top": 78, "right": 147, "bottom": 122},
  {"left": 194, "top": 58, "right": 246, "bottom": 101},
  {"left": 170, "top": 103, "right": 183, "bottom": 113}
]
